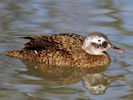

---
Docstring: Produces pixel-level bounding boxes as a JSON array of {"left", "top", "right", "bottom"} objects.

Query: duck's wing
[
  {"left": 22, "top": 35, "right": 55, "bottom": 50},
  {"left": 21, "top": 33, "right": 84, "bottom": 51}
]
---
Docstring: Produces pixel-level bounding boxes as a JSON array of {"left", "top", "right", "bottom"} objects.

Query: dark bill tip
[{"left": 110, "top": 45, "right": 124, "bottom": 53}]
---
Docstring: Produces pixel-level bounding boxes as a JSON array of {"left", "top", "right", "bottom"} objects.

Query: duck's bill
[{"left": 110, "top": 45, "right": 124, "bottom": 53}]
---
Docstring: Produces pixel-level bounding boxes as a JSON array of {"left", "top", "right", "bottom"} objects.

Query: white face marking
[
  {"left": 91, "top": 36, "right": 106, "bottom": 45},
  {"left": 82, "top": 35, "right": 108, "bottom": 55},
  {"left": 83, "top": 36, "right": 106, "bottom": 47}
]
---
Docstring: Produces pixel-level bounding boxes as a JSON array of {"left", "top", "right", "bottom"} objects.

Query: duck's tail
[{"left": 5, "top": 50, "right": 23, "bottom": 58}]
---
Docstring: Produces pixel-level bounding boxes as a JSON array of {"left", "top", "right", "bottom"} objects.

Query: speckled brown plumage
[{"left": 6, "top": 33, "right": 110, "bottom": 67}]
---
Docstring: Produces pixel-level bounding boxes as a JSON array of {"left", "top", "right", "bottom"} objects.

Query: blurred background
[{"left": 0, "top": 0, "right": 133, "bottom": 100}]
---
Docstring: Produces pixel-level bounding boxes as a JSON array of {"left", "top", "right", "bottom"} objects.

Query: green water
[{"left": 0, "top": 0, "right": 133, "bottom": 100}]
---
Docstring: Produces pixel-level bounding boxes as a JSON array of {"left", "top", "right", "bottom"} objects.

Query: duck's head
[{"left": 82, "top": 32, "right": 124, "bottom": 55}]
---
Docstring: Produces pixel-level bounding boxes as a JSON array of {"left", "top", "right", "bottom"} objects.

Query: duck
[{"left": 6, "top": 32, "right": 124, "bottom": 67}]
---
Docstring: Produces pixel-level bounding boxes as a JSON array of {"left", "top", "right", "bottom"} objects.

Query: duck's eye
[{"left": 98, "top": 40, "right": 101, "bottom": 42}]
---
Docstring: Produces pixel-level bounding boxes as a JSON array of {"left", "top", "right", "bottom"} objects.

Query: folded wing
[{"left": 21, "top": 33, "right": 84, "bottom": 52}]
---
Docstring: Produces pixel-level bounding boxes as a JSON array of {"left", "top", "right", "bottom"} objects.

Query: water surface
[{"left": 0, "top": 0, "right": 133, "bottom": 100}]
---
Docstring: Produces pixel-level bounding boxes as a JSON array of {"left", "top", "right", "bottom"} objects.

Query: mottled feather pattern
[{"left": 6, "top": 33, "right": 110, "bottom": 67}]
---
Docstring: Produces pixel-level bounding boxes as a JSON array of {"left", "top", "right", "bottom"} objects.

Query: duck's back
[
  {"left": 23, "top": 33, "right": 84, "bottom": 52},
  {"left": 6, "top": 33, "right": 84, "bottom": 61}
]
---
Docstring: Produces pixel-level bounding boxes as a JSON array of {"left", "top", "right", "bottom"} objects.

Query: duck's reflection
[
  {"left": 82, "top": 73, "right": 124, "bottom": 95},
  {"left": 19, "top": 59, "right": 125, "bottom": 95}
]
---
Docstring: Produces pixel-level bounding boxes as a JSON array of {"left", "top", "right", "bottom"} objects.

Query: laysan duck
[{"left": 6, "top": 32, "right": 124, "bottom": 67}]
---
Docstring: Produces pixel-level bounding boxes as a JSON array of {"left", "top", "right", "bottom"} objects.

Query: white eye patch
[
  {"left": 83, "top": 36, "right": 106, "bottom": 49},
  {"left": 91, "top": 36, "right": 105, "bottom": 44}
]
